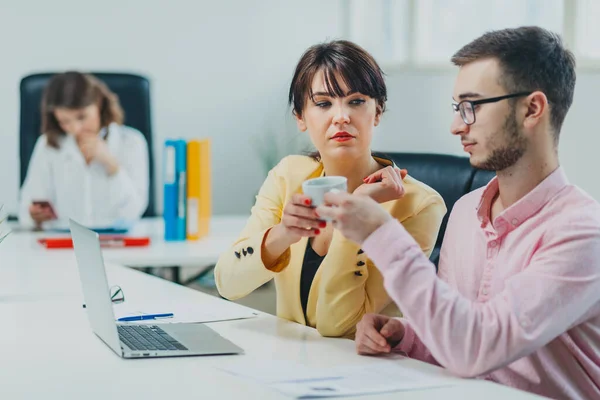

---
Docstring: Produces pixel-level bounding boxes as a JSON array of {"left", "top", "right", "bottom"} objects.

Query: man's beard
[{"left": 473, "top": 111, "right": 527, "bottom": 171}]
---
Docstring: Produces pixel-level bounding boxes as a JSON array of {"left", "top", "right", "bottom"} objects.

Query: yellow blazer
[{"left": 215, "top": 155, "right": 446, "bottom": 337}]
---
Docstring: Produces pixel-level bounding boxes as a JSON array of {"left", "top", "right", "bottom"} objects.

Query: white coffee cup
[{"left": 302, "top": 176, "right": 348, "bottom": 211}]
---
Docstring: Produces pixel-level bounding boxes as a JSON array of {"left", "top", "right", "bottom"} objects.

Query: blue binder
[{"left": 163, "top": 139, "right": 187, "bottom": 241}]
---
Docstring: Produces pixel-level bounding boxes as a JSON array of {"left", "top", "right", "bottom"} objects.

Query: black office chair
[
  {"left": 19, "top": 72, "right": 156, "bottom": 217},
  {"left": 382, "top": 152, "right": 495, "bottom": 267}
]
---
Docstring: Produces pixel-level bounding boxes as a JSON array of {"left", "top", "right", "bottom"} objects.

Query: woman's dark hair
[
  {"left": 288, "top": 40, "right": 387, "bottom": 160},
  {"left": 41, "top": 71, "right": 124, "bottom": 148},
  {"left": 288, "top": 40, "right": 387, "bottom": 118}
]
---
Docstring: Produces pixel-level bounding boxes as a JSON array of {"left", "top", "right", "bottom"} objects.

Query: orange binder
[{"left": 186, "top": 139, "right": 211, "bottom": 240}]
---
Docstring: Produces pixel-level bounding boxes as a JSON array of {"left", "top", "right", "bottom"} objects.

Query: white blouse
[{"left": 18, "top": 123, "right": 149, "bottom": 228}]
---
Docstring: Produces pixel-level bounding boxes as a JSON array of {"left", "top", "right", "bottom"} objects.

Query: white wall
[
  {"left": 0, "top": 0, "right": 598, "bottom": 217},
  {"left": 0, "top": 0, "right": 341, "bottom": 216}
]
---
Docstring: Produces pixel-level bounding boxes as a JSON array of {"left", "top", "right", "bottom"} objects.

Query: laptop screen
[{"left": 70, "top": 219, "right": 122, "bottom": 356}]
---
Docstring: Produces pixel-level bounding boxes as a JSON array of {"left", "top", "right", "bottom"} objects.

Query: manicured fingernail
[
  {"left": 304, "top": 199, "right": 311, "bottom": 206},
  {"left": 319, "top": 221, "right": 326, "bottom": 228},
  {"left": 314, "top": 229, "right": 320, "bottom": 235}
]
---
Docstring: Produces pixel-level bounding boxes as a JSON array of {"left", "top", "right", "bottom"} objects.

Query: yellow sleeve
[
  {"left": 399, "top": 194, "right": 447, "bottom": 258},
  {"left": 214, "top": 158, "right": 291, "bottom": 300},
  {"left": 315, "top": 194, "right": 446, "bottom": 337}
]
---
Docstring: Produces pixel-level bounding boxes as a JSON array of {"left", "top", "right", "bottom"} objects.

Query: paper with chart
[
  {"left": 219, "top": 357, "right": 455, "bottom": 398},
  {"left": 270, "top": 363, "right": 455, "bottom": 398}
]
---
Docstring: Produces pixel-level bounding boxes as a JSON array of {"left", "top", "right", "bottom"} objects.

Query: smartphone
[{"left": 32, "top": 200, "right": 57, "bottom": 219}]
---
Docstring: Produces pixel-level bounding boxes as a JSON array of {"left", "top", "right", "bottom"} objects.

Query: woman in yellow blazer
[{"left": 215, "top": 40, "right": 446, "bottom": 338}]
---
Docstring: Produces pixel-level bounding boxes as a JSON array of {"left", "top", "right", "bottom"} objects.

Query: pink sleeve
[
  {"left": 362, "top": 216, "right": 600, "bottom": 378},
  {"left": 394, "top": 319, "right": 440, "bottom": 366}
]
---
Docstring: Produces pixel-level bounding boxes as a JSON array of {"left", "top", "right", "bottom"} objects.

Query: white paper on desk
[
  {"left": 218, "top": 359, "right": 344, "bottom": 384},
  {"left": 113, "top": 304, "right": 259, "bottom": 324},
  {"left": 270, "top": 363, "right": 454, "bottom": 398}
]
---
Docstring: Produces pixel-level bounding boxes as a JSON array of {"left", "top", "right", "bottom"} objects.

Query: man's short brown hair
[{"left": 452, "top": 26, "right": 576, "bottom": 141}]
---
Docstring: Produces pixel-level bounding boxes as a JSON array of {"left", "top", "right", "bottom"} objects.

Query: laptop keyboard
[{"left": 118, "top": 325, "right": 188, "bottom": 351}]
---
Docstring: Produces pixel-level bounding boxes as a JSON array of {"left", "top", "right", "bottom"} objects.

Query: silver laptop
[{"left": 69, "top": 218, "right": 243, "bottom": 358}]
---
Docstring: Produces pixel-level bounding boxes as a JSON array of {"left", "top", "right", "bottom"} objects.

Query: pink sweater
[{"left": 362, "top": 167, "right": 600, "bottom": 399}]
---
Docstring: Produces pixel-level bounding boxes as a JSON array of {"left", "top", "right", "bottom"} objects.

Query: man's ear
[
  {"left": 523, "top": 91, "right": 547, "bottom": 129},
  {"left": 294, "top": 111, "right": 307, "bottom": 132}
]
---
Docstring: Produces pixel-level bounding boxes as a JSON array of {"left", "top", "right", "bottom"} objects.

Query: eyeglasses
[
  {"left": 452, "top": 92, "right": 532, "bottom": 125},
  {"left": 82, "top": 285, "right": 124, "bottom": 308}
]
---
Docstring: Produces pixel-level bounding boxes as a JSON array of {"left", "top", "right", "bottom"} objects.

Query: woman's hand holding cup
[
  {"left": 263, "top": 176, "right": 347, "bottom": 267},
  {"left": 275, "top": 193, "right": 326, "bottom": 245},
  {"left": 262, "top": 193, "right": 326, "bottom": 267}
]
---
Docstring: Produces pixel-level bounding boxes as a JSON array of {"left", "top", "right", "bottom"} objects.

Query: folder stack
[{"left": 163, "top": 139, "right": 211, "bottom": 241}]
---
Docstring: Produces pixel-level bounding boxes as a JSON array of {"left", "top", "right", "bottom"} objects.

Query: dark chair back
[
  {"left": 383, "top": 152, "right": 495, "bottom": 266},
  {"left": 19, "top": 72, "right": 155, "bottom": 217},
  {"left": 470, "top": 168, "right": 496, "bottom": 193}
]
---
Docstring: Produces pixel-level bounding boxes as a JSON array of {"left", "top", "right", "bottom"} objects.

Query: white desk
[
  {"left": 111, "top": 216, "right": 247, "bottom": 268},
  {"left": 4, "top": 215, "right": 248, "bottom": 284},
  {"left": 1, "top": 262, "right": 543, "bottom": 400},
  {"left": 5, "top": 215, "right": 247, "bottom": 268}
]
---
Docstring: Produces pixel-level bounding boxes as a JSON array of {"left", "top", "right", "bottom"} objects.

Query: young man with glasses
[{"left": 316, "top": 26, "right": 600, "bottom": 398}]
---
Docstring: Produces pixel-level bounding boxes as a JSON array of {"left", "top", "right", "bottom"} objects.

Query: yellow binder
[{"left": 186, "top": 139, "right": 211, "bottom": 240}]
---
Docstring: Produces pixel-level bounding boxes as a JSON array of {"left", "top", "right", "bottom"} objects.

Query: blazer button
[
  {"left": 357, "top": 249, "right": 364, "bottom": 255},
  {"left": 247, "top": 247, "right": 254, "bottom": 255},
  {"left": 234, "top": 251, "right": 241, "bottom": 259},
  {"left": 242, "top": 249, "right": 247, "bottom": 257},
  {"left": 357, "top": 261, "right": 365, "bottom": 267},
  {"left": 354, "top": 271, "right": 363, "bottom": 276}
]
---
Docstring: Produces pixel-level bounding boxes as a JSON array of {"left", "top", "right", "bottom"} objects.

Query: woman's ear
[
  {"left": 294, "top": 111, "right": 307, "bottom": 132},
  {"left": 374, "top": 104, "right": 383, "bottom": 127}
]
